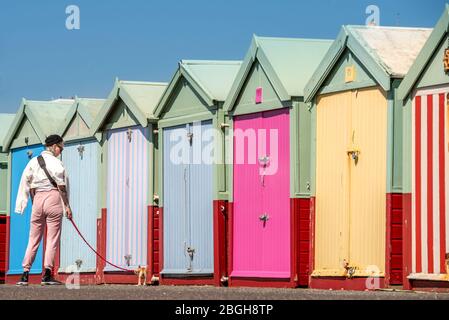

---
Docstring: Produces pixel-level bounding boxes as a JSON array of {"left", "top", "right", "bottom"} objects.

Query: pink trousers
[{"left": 22, "top": 190, "right": 63, "bottom": 272}]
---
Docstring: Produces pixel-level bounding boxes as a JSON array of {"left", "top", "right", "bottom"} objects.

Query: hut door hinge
[{"left": 127, "top": 128, "right": 133, "bottom": 143}]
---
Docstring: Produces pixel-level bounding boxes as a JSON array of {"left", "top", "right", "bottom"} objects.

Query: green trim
[
  {"left": 398, "top": 5, "right": 449, "bottom": 100},
  {"left": 304, "top": 25, "right": 396, "bottom": 103},
  {"left": 386, "top": 87, "right": 395, "bottom": 194},
  {"left": 224, "top": 35, "right": 292, "bottom": 113},
  {"left": 6, "top": 152, "right": 11, "bottom": 217},
  {"left": 158, "top": 112, "right": 215, "bottom": 129},
  {"left": 309, "top": 101, "right": 317, "bottom": 197},
  {"left": 391, "top": 80, "right": 403, "bottom": 193},
  {"left": 304, "top": 29, "right": 349, "bottom": 103},
  {"left": 346, "top": 33, "right": 391, "bottom": 92},
  {"left": 226, "top": 119, "right": 234, "bottom": 203},
  {"left": 402, "top": 97, "right": 413, "bottom": 193},
  {"left": 319, "top": 81, "right": 377, "bottom": 96}
]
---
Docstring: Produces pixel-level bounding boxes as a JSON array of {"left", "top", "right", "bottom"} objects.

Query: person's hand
[{"left": 66, "top": 206, "right": 73, "bottom": 220}]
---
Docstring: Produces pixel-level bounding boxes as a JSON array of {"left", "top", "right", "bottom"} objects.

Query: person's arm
[{"left": 57, "top": 185, "right": 72, "bottom": 219}]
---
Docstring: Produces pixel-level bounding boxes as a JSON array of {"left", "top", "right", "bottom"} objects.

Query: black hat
[{"left": 45, "top": 134, "right": 64, "bottom": 147}]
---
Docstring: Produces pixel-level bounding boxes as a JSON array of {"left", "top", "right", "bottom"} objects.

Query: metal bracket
[
  {"left": 187, "top": 132, "right": 193, "bottom": 145},
  {"left": 124, "top": 254, "right": 132, "bottom": 267},
  {"left": 343, "top": 260, "right": 357, "bottom": 279},
  {"left": 75, "top": 259, "right": 83, "bottom": 270},
  {"left": 127, "top": 128, "right": 133, "bottom": 143},
  {"left": 77, "top": 145, "right": 85, "bottom": 159},
  {"left": 220, "top": 123, "right": 230, "bottom": 129},
  {"left": 186, "top": 247, "right": 195, "bottom": 260},
  {"left": 259, "top": 213, "right": 270, "bottom": 228},
  {"left": 347, "top": 149, "right": 360, "bottom": 165}
]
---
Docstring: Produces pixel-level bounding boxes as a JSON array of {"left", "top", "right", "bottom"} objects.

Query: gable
[
  {"left": 232, "top": 61, "right": 284, "bottom": 116},
  {"left": 416, "top": 34, "right": 449, "bottom": 90},
  {"left": 102, "top": 98, "right": 140, "bottom": 130},
  {"left": 63, "top": 114, "right": 90, "bottom": 140},
  {"left": 319, "top": 49, "right": 378, "bottom": 96},
  {"left": 10, "top": 116, "right": 41, "bottom": 149},
  {"left": 161, "top": 76, "right": 211, "bottom": 120}
]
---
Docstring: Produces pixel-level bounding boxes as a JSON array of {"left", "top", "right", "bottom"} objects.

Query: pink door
[{"left": 232, "top": 108, "right": 291, "bottom": 278}]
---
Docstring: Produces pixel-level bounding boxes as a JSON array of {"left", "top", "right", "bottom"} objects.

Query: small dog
[{"left": 134, "top": 266, "right": 147, "bottom": 286}]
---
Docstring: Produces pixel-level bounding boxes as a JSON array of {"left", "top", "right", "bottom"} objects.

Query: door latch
[
  {"left": 75, "top": 259, "right": 83, "bottom": 270},
  {"left": 186, "top": 247, "right": 195, "bottom": 260},
  {"left": 343, "top": 260, "right": 357, "bottom": 279},
  {"left": 127, "top": 128, "right": 133, "bottom": 143},
  {"left": 77, "top": 145, "right": 85, "bottom": 159},
  {"left": 124, "top": 254, "right": 132, "bottom": 267},
  {"left": 259, "top": 213, "right": 270, "bottom": 227},
  {"left": 347, "top": 149, "right": 360, "bottom": 164},
  {"left": 259, "top": 156, "right": 270, "bottom": 186},
  {"left": 187, "top": 132, "right": 193, "bottom": 145}
]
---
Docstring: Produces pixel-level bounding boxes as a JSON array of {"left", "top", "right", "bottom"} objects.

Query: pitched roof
[
  {"left": 398, "top": 5, "right": 449, "bottom": 100},
  {"left": 0, "top": 113, "right": 15, "bottom": 151},
  {"left": 3, "top": 99, "right": 74, "bottom": 151},
  {"left": 224, "top": 36, "right": 333, "bottom": 112},
  {"left": 348, "top": 26, "right": 432, "bottom": 77},
  {"left": 90, "top": 79, "right": 168, "bottom": 134},
  {"left": 304, "top": 25, "right": 432, "bottom": 102},
  {"left": 58, "top": 97, "right": 105, "bottom": 139},
  {"left": 154, "top": 60, "right": 242, "bottom": 117}
]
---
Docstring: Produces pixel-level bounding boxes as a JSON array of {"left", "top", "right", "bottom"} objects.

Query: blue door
[
  {"left": 9, "top": 145, "right": 44, "bottom": 275},
  {"left": 59, "top": 140, "right": 98, "bottom": 273},
  {"left": 162, "top": 121, "right": 214, "bottom": 275}
]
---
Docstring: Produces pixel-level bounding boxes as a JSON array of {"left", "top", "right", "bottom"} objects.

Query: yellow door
[
  {"left": 349, "top": 88, "right": 387, "bottom": 276},
  {"left": 314, "top": 87, "right": 387, "bottom": 277},
  {"left": 315, "top": 91, "right": 352, "bottom": 275}
]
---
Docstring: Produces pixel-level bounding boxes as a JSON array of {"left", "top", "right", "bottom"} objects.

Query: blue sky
[{"left": 0, "top": 0, "right": 445, "bottom": 113}]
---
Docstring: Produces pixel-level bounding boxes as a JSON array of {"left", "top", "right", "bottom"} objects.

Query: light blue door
[
  {"left": 9, "top": 145, "right": 44, "bottom": 275},
  {"left": 162, "top": 121, "right": 214, "bottom": 275},
  {"left": 59, "top": 140, "right": 98, "bottom": 273},
  {"left": 189, "top": 121, "right": 214, "bottom": 274},
  {"left": 162, "top": 124, "right": 190, "bottom": 274}
]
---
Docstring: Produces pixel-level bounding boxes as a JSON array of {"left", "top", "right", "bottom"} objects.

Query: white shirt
[{"left": 15, "top": 150, "right": 68, "bottom": 214}]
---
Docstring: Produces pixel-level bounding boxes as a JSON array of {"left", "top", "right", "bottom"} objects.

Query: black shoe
[
  {"left": 16, "top": 271, "right": 29, "bottom": 286},
  {"left": 41, "top": 268, "right": 62, "bottom": 286}
]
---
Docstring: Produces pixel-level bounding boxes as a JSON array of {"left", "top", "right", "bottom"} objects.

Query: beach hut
[
  {"left": 397, "top": 6, "right": 449, "bottom": 291},
  {"left": 0, "top": 114, "right": 15, "bottom": 284},
  {"left": 223, "top": 36, "right": 332, "bottom": 288},
  {"left": 55, "top": 97, "right": 105, "bottom": 284},
  {"left": 89, "top": 79, "right": 167, "bottom": 284},
  {"left": 2, "top": 99, "right": 73, "bottom": 284},
  {"left": 303, "top": 25, "right": 432, "bottom": 290},
  {"left": 154, "top": 60, "right": 241, "bottom": 286}
]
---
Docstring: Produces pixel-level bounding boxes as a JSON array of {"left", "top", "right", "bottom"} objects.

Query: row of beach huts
[{"left": 1, "top": 6, "right": 449, "bottom": 291}]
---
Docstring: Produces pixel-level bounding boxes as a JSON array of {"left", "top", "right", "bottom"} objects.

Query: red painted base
[
  {"left": 160, "top": 276, "right": 216, "bottom": 286},
  {"left": 56, "top": 273, "right": 97, "bottom": 285},
  {"left": 0, "top": 216, "right": 6, "bottom": 284},
  {"left": 409, "top": 280, "right": 449, "bottom": 292},
  {"left": 310, "top": 277, "right": 386, "bottom": 291},
  {"left": 5, "top": 274, "right": 43, "bottom": 285},
  {"left": 386, "top": 193, "right": 403, "bottom": 286}
]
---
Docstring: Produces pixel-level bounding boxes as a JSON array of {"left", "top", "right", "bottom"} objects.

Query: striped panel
[
  {"left": 59, "top": 141, "right": 98, "bottom": 273},
  {"left": 412, "top": 90, "right": 448, "bottom": 276},
  {"left": 106, "top": 126, "right": 149, "bottom": 271}
]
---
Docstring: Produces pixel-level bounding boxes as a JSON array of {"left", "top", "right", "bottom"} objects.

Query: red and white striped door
[{"left": 412, "top": 88, "right": 449, "bottom": 277}]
